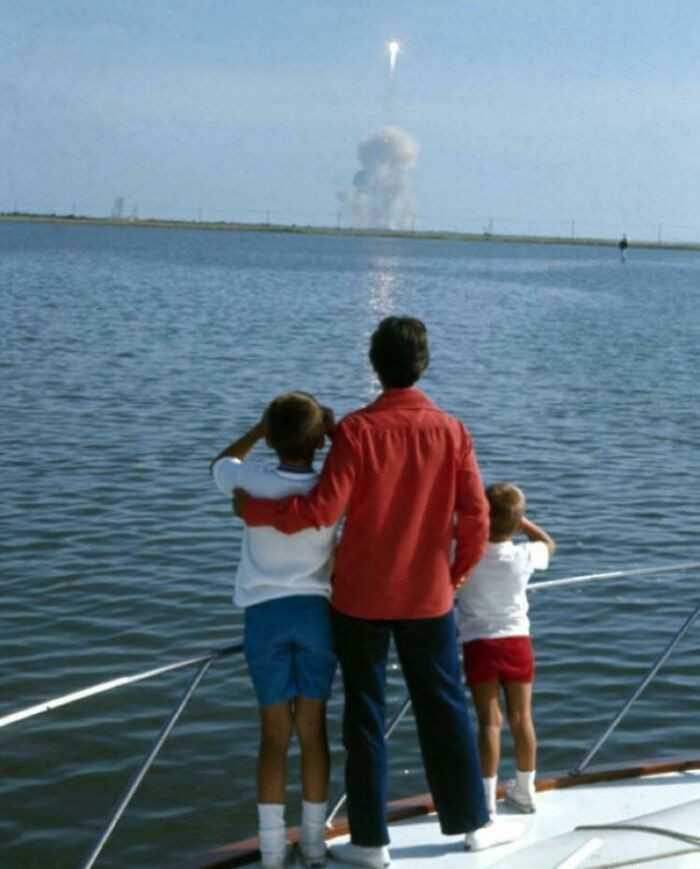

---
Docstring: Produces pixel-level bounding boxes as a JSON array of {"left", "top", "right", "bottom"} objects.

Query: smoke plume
[{"left": 342, "top": 126, "right": 418, "bottom": 230}]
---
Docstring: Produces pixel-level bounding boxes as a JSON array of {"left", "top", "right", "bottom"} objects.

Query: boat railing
[
  {"left": 0, "top": 642, "right": 244, "bottom": 869},
  {"left": 570, "top": 599, "right": 700, "bottom": 775},
  {"left": 526, "top": 561, "right": 700, "bottom": 774},
  {"left": 328, "top": 561, "right": 700, "bottom": 825},
  {"left": 2, "top": 561, "right": 700, "bottom": 867}
]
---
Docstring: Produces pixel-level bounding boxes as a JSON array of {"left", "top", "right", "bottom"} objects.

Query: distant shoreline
[{"left": 2, "top": 212, "right": 699, "bottom": 253}]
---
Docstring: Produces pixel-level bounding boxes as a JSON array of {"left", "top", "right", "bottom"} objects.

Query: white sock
[
  {"left": 301, "top": 800, "right": 327, "bottom": 854},
  {"left": 258, "top": 803, "right": 286, "bottom": 863},
  {"left": 515, "top": 769, "right": 536, "bottom": 797},
  {"left": 482, "top": 776, "right": 497, "bottom": 815}
]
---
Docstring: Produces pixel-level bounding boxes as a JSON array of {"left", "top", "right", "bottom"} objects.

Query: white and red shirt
[
  {"left": 243, "top": 388, "right": 489, "bottom": 620},
  {"left": 213, "top": 459, "right": 336, "bottom": 608}
]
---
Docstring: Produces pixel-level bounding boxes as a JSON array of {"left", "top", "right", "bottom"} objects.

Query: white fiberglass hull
[
  {"left": 329, "top": 769, "right": 700, "bottom": 868},
  {"left": 204, "top": 763, "right": 700, "bottom": 868}
]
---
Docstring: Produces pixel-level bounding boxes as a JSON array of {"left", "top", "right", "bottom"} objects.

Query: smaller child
[
  {"left": 211, "top": 392, "right": 338, "bottom": 869},
  {"left": 456, "top": 482, "right": 555, "bottom": 817}
]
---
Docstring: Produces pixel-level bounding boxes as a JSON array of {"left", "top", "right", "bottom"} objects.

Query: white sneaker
[
  {"left": 505, "top": 781, "right": 537, "bottom": 814},
  {"left": 464, "top": 818, "right": 524, "bottom": 851},
  {"left": 327, "top": 841, "right": 391, "bottom": 868}
]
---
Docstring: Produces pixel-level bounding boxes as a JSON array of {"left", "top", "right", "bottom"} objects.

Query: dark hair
[
  {"left": 369, "top": 316, "right": 430, "bottom": 388},
  {"left": 265, "top": 392, "right": 324, "bottom": 463},
  {"left": 486, "top": 482, "right": 525, "bottom": 540}
]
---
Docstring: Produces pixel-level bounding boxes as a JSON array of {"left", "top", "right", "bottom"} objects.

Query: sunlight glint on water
[{"left": 1, "top": 222, "right": 699, "bottom": 867}]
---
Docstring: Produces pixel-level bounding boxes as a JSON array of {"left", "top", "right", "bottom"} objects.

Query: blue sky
[{"left": 2, "top": 1, "right": 700, "bottom": 240}]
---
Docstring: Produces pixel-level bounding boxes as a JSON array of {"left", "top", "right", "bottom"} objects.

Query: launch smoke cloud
[{"left": 342, "top": 126, "right": 418, "bottom": 231}]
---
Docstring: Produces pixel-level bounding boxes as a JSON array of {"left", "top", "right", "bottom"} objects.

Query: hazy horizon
[{"left": 2, "top": 1, "right": 700, "bottom": 242}]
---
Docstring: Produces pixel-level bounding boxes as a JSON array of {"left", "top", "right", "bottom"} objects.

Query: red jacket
[{"left": 243, "top": 388, "right": 489, "bottom": 619}]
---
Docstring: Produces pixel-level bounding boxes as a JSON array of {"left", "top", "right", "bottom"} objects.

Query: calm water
[{"left": 1, "top": 221, "right": 699, "bottom": 868}]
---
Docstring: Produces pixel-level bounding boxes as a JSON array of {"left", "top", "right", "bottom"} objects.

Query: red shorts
[{"left": 462, "top": 636, "right": 535, "bottom": 686}]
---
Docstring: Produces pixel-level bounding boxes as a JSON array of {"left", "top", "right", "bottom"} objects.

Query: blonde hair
[{"left": 486, "top": 482, "right": 525, "bottom": 541}]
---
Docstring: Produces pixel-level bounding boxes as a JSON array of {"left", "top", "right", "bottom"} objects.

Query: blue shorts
[{"left": 244, "top": 595, "right": 337, "bottom": 708}]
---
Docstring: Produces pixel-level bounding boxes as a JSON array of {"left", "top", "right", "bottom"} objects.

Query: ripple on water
[{"left": 1, "top": 225, "right": 700, "bottom": 867}]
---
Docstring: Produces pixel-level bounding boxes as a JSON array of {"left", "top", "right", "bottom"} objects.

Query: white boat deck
[{"left": 254, "top": 768, "right": 700, "bottom": 868}]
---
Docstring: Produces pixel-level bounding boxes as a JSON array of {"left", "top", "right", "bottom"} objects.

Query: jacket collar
[{"left": 369, "top": 387, "right": 436, "bottom": 410}]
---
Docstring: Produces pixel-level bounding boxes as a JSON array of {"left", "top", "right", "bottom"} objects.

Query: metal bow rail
[
  {"left": 2, "top": 560, "right": 700, "bottom": 866},
  {"left": 528, "top": 562, "right": 700, "bottom": 775},
  {"left": 326, "top": 561, "right": 700, "bottom": 828},
  {"left": 0, "top": 642, "right": 243, "bottom": 869},
  {"left": 570, "top": 598, "right": 700, "bottom": 775}
]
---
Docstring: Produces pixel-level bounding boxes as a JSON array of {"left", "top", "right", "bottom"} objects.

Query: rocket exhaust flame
[
  {"left": 336, "top": 42, "right": 416, "bottom": 231},
  {"left": 388, "top": 40, "right": 400, "bottom": 75}
]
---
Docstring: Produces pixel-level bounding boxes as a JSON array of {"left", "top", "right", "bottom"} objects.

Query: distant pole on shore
[{"left": 619, "top": 233, "right": 628, "bottom": 263}]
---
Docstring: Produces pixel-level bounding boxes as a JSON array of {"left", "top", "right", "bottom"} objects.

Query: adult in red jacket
[{"left": 235, "top": 317, "right": 520, "bottom": 867}]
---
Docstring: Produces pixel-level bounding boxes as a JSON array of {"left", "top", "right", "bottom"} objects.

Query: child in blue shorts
[{"left": 211, "top": 392, "right": 338, "bottom": 869}]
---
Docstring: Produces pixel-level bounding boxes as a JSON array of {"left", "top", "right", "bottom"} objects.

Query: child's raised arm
[
  {"left": 209, "top": 416, "right": 266, "bottom": 474},
  {"left": 519, "top": 516, "right": 556, "bottom": 557}
]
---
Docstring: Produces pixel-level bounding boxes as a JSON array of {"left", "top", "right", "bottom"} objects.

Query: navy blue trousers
[{"left": 332, "top": 608, "right": 489, "bottom": 846}]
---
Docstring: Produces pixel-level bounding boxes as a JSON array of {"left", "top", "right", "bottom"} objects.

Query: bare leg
[
  {"left": 293, "top": 697, "right": 330, "bottom": 803},
  {"left": 469, "top": 681, "right": 502, "bottom": 778},
  {"left": 503, "top": 681, "right": 536, "bottom": 771},
  {"left": 258, "top": 701, "right": 294, "bottom": 803}
]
